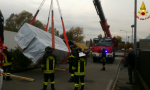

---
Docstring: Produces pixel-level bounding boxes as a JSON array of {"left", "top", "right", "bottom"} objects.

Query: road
[{"left": 1, "top": 57, "right": 122, "bottom": 90}]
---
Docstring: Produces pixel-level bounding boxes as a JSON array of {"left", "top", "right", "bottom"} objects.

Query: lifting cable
[
  {"left": 51, "top": 0, "right": 55, "bottom": 52},
  {"left": 45, "top": 0, "right": 55, "bottom": 52},
  {"left": 30, "top": 0, "right": 46, "bottom": 25},
  {"left": 45, "top": 0, "right": 52, "bottom": 32},
  {"left": 56, "top": 0, "right": 71, "bottom": 64}
]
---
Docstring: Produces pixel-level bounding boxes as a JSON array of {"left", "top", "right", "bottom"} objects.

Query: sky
[{"left": 1, "top": 0, "right": 150, "bottom": 42}]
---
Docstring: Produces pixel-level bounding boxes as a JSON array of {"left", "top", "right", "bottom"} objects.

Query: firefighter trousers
[
  {"left": 102, "top": 61, "right": 105, "bottom": 68},
  {"left": 74, "top": 75, "right": 85, "bottom": 89},
  {"left": 2, "top": 65, "right": 11, "bottom": 73},
  {"left": 2, "top": 65, "right": 12, "bottom": 80},
  {"left": 42, "top": 73, "right": 55, "bottom": 89}
]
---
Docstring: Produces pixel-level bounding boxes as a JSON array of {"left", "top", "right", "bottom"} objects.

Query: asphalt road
[{"left": 1, "top": 57, "right": 121, "bottom": 90}]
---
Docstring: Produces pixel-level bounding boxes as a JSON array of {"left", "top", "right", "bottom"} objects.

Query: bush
[{"left": 9, "top": 48, "right": 32, "bottom": 72}]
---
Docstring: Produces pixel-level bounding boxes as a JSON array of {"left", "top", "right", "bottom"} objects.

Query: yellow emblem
[{"left": 138, "top": 1, "right": 148, "bottom": 16}]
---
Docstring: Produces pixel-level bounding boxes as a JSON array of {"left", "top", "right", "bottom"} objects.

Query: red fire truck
[{"left": 92, "top": 0, "right": 118, "bottom": 63}]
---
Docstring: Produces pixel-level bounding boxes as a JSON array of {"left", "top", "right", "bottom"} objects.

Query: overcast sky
[{"left": 1, "top": 0, "right": 150, "bottom": 42}]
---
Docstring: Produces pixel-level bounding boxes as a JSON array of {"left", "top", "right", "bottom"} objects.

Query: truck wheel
[{"left": 93, "top": 57, "right": 97, "bottom": 63}]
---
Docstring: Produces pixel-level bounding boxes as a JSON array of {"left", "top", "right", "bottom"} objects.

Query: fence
[{"left": 137, "top": 50, "right": 150, "bottom": 90}]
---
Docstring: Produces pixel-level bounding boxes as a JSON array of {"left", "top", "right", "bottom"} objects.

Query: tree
[
  {"left": 72, "top": 27, "right": 85, "bottom": 42},
  {"left": 5, "top": 10, "right": 45, "bottom": 32},
  {"left": 48, "top": 27, "right": 59, "bottom": 36},
  {"left": 59, "top": 27, "right": 85, "bottom": 42},
  {"left": 59, "top": 29, "right": 74, "bottom": 40},
  {"left": 90, "top": 39, "right": 93, "bottom": 47},
  {"left": 98, "top": 34, "right": 102, "bottom": 38},
  {"left": 118, "top": 43, "right": 125, "bottom": 50},
  {"left": 113, "top": 36, "right": 122, "bottom": 43}
]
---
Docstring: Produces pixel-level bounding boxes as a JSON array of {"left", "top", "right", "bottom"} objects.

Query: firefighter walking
[
  {"left": 72, "top": 47, "right": 86, "bottom": 90},
  {"left": 41, "top": 46, "right": 57, "bottom": 90},
  {"left": 67, "top": 45, "right": 77, "bottom": 82},
  {"left": 2, "top": 46, "right": 14, "bottom": 80},
  {"left": 101, "top": 48, "right": 106, "bottom": 71}
]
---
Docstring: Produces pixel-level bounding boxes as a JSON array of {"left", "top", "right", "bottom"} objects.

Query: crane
[
  {"left": 93, "top": 0, "right": 111, "bottom": 38},
  {"left": 92, "top": 0, "right": 118, "bottom": 63}
]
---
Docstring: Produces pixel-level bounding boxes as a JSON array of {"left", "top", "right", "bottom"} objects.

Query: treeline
[{"left": 4, "top": 10, "right": 85, "bottom": 42}]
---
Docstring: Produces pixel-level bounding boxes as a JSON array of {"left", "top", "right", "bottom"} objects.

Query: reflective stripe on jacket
[
  {"left": 73, "top": 57, "right": 86, "bottom": 76},
  {"left": 41, "top": 55, "right": 56, "bottom": 74},
  {"left": 3, "top": 55, "right": 12, "bottom": 66}
]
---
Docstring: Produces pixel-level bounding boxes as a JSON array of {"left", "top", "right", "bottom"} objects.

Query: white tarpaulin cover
[{"left": 15, "top": 23, "right": 69, "bottom": 64}]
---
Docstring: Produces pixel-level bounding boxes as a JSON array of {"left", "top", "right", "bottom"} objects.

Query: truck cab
[{"left": 92, "top": 38, "right": 115, "bottom": 63}]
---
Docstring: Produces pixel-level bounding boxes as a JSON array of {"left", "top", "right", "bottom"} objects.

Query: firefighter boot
[
  {"left": 51, "top": 84, "right": 55, "bottom": 90},
  {"left": 40, "top": 85, "right": 47, "bottom": 90},
  {"left": 101, "top": 67, "right": 105, "bottom": 71},
  {"left": 68, "top": 76, "right": 74, "bottom": 82},
  {"left": 6, "top": 73, "right": 12, "bottom": 81},
  {"left": 74, "top": 87, "right": 78, "bottom": 90},
  {"left": 79, "top": 85, "right": 84, "bottom": 90}
]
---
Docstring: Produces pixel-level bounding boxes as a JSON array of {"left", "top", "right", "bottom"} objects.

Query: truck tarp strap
[
  {"left": 45, "top": 0, "right": 52, "bottom": 32},
  {"left": 51, "top": 0, "right": 55, "bottom": 52},
  {"left": 30, "top": 0, "right": 46, "bottom": 25},
  {"left": 56, "top": 0, "right": 71, "bottom": 64}
]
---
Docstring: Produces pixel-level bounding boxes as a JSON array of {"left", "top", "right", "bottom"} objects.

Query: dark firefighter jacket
[
  {"left": 41, "top": 52, "right": 57, "bottom": 74},
  {"left": 126, "top": 51, "right": 135, "bottom": 67},
  {"left": 3, "top": 49, "right": 14, "bottom": 66},
  {"left": 68, "top": 50, "right": 77, "bottom": 73},
  {"left": 72, "top": 53, "right": 87, "bottom": 76},
  {"left": 101, "top": 49, "right": 106, "bottom": 62}
]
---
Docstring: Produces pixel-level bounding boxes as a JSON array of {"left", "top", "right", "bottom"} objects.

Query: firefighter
[
  {"left": 41, "top": 46, "right": 57, "bottom": 90},
  {"left": 72, "top": 47, "right": 86, "bottom": 90},
  {"left": 67, "top": 45, "right": 77, "bottom": 82},
  {"left": 2, "top": 46, "right": 14, "bottom": 80},
  {"left": 101, "top": 48, "right": 106, "bottom": 71}
]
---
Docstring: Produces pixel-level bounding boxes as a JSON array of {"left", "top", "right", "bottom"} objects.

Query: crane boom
[{"left": 93, "top": 0, "right": 112, "bottom": 38}]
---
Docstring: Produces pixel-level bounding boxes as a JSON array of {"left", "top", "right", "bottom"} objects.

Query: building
[{"left": 3, "top": 30, "right": 17, "bottom": 50}]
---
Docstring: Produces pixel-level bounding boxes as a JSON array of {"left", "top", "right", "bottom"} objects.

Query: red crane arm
[
  {"left": 100, "top": 20, "right": 112, "bottom": 38},
  {"left": 93, "top": 0, "right": 112, "bottom": 38}
]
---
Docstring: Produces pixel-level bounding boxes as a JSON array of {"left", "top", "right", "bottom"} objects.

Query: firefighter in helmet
[
  {"left": 101, "top": 48, "right": 106, "bottom": 71},
  {"left": 2, "top": 46, "right": 14, "bottom": 80},
  {"left": 67, "top": 45, "right": 77, "bottom": 82},
  {"left": 72, "top": 47, "right": 86, "bottom": 90},
  {"left": 41, "top": 46, "right": 57, "bottom": 90}
]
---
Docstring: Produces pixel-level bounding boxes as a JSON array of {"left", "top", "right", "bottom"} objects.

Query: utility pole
[
  {"left": 134, "top": 0, "right": 137, "bottom": 84},
  {"left": 131, "top": 25, "right": 134, "bottom": 43},
  {"left": 128, "top": 36, "right": 130, "bottom": 43}
]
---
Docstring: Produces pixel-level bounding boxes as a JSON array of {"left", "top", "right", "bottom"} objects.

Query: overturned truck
[{"left": 15, "top": 23, "right": 70, "bottom": 64}]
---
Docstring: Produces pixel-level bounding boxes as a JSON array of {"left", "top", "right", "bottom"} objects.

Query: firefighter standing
[
  {"left": 101, "top": 48, "right": 106, "bottom": 71},
  {"left": 2, "top": 46, "right": 14, "bottom": 81},
  {"left": 72, "top": 47, "right": 86, "bottom": 90},
  {"left": 41, "top": 46, "right": 57, "bottom": 90},
  {"left": 67, "top": 45, "right": 77, "bottom": 82}
]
